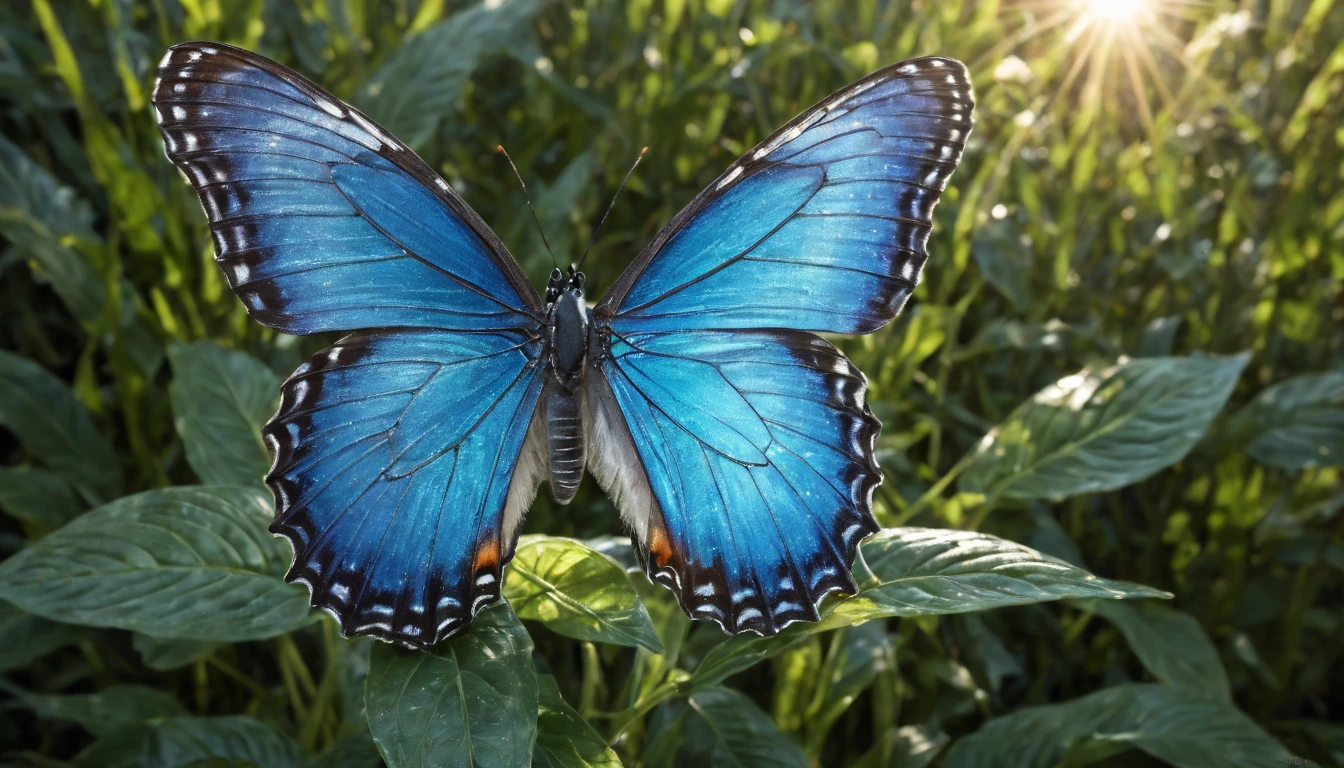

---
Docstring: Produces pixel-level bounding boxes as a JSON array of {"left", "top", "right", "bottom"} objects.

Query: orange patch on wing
[
  {"left": 646, "top": 521, "right": 673, "bottom": 567},
  {"left": 473, "top": 537, "right": 500, "bottom": 572}
]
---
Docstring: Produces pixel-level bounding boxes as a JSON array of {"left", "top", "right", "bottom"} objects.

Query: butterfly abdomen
[{"left": 544, "top": 377, "right": 585, "bottom": 503}]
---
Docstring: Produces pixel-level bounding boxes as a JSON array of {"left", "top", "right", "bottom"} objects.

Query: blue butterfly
[{"left": 152, "top": 42, "right": 974, "bottom": 646}]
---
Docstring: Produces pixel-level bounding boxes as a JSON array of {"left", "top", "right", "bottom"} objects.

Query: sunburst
[{"left": 991, "top": 0, "right": 1213, "bottom": 137}]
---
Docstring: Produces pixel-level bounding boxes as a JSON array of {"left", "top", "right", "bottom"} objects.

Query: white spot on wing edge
[
  {"left": 314, "top": 96, "right": 345, "bottom": 118},
  {"left": 715, "top": 165, "right": 744, "bottom": 190},
  {"left": 350, "top": 111, "right": 397, "bottom": 150}
]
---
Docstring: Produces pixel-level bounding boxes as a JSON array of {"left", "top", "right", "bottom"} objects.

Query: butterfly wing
[
  {"left": 588, "top": 58, "right": 973, "bottom": 633},
  {"left": 153, "top": 41, "right": 542, "bottom": 333},
  {"left": 595, "top": 57, "right": 972, "bottom": 334},
  {"left": 588, "top": 330, "right": 881, "bottom": 634},
  {"left": 267, "top": 330, "right": 545, "bottom": 646},
  {"left": 152, "top": 43, "right": 549, "bottom": 646}
]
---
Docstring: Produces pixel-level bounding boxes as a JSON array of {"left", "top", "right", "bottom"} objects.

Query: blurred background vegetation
[{"left": 1, "top": 0, "right": 1341, "bottom": 766}]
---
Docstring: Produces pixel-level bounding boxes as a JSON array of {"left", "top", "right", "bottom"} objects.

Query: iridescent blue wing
[
  {"left": 152, "top": 41, "right": 542, "bottom": 333},
  {"left": 587, "top": 330, "right": 881, "bottom": 634},
  {"left": 595, "top": 57, "right": 972, "bottom": 334},
  {"left": 152, "top": 43, "right": 551, "bottom": 646},
  {"left": 266, "top": 330, "right": 545, "bottom": 647},
  {"left": 588, "top": 58, "right": 973, "bottom": 633}
]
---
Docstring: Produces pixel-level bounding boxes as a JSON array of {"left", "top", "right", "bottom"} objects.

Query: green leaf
[
  {"left": 73, "top": 716, "right": 305, "bottom": 768},
  {"left": 972, "top": 218, "right": 1032, "bottom": 310},
  {"left": 0, "top": 486, "right": 312, "bottom": 641},
  {"left": 15, "top": 683, "right": 186, "bottom": 736},
  {"left": 0, "top": 598, "right": 78, "bottom": 672},
  {"left": 692, "top": 528, "right": 1167, "bottom": 687},
  {"left": 852, "top": 725, "right": 948, "bottom": 768},
  {"left": 645, "top": 687, "right": 808, "bottom": 768},
  {"left": 0, "top": 134, "right": 103, "bottom": 326},
  {"left": 132, "top": 633, "right": 220, "bottom": 671},
  {"left": 0, "top": 349, "right": 122, "bottom": 504},
  {"left": 533, "top": 674, "right": 622, "bottom": 768},
  {"left": 942, "top": 683, "right": 1290, "bottom": 768},
  {"left": 1085, "top": 599, "right": 1231, "bottom": 701},
  {"left": 366, "top": 604, "right": 538, "bottom": 768},
  {"left": 960, "top": 354, "right": 1249, "bottom": 500},
  {"left": 0, "top": 465, "right": 84, "bottom": 535},
  {"left": 505, "top": 535, "right": 662, "bottom": 652},
  {"left": 1235, "top": 371, "right": 1344, "bottom": 469},
  {"left": 308, "top": 732, "right": 384, "bottom": 768},
  {"left": 358, "top": 0, "right": 547, "bottom": 149},
  {"left": 808, "top": 623, "right": 893, "bottom": 743},
  {"left": 168, "top": 342, "right": 281, "bottom": 487}
]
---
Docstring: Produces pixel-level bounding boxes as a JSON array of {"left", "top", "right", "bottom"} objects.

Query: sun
[{"left": 1082, "top": 0, "right": 1150, "bottom": 21}]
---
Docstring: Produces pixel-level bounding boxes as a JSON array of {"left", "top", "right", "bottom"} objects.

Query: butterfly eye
[{"left": 549, "top": 267, "right": 563, "bottom": 283}]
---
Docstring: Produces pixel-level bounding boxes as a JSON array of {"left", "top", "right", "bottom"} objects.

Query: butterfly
[{"left": 152, "top": 41, "right": 973, "bottom": 647}]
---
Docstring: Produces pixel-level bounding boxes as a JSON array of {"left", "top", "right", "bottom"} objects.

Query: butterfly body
[
  {"left": 153, "top": 42, "right": 973, "bottom": 646},
  {"left": 542, "top": 266, "right": 590, "bottom": 503}
]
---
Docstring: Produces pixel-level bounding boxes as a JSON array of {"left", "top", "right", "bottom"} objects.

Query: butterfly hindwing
[
  {"left": 153, "top": 41, "right": 541, "bottom": 334},
  {"left": 266, "top": 330, "right": 546, "bottom": 646},
  {"left": 591, "top": 57, "right": 973, "bottom": 633},
  {"left": 588, "top": 330, "right": 882, "bottom": 634}
]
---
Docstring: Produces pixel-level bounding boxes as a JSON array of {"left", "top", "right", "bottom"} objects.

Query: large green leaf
[
  {"left": 73, "top": 715, "right": 305, "bottom": 768},
  {"left": 366, "top": 604, "right": 538, "bottom": 768},
  {"left": 0, "top": 465, "right": 84, "bottom": 535},
  {"left": 942, "top": 683, "right": 1290, "bottom": 768},
  {"left": 15, "top": 683, "right": 185, "bottom": 736},
  {"left": 533, "top": 674, "right": 622, "bottom": 768},
  {"left": 358, "top": 0, "right": 546, "bottom": 149},
  {"left": 0, "top": 486, "right": 311, "bottom": 641},
  {"left": 1234, "top": 371, "right": 1344, "bottom": 469},
  {"left": 645, "top": 687, "right": 808, "bottom": 768},
  {"left": 168, "top": 342, "right": 280, "bottom": 487},
  {"left": 960, "top": 354, "right": 1248, "bottom": 500},
  {"left": 1085, "top": 599, "right": 1231, "bottom": 701},
  {"left": 0, "top": 598, "right": 78, "bottom": 672},
  {"left": 505, "top": 535, "right": 661, "bottom": 652},
  {"left": 692, "top": 527, "right": 1167, "bottom": 687},
  {"left": 0, "top": 349, "right": 122, "bottom": 504}
]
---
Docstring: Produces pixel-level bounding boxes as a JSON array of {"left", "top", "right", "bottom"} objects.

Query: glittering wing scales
[
  {"left": 152, "top": 41, "right": 541, "bottom": 334},
  {"left": 266, "top": 329, "right": 546, "bottom": 646},
  {"left": 596, "top": 56, "right": 974, "bottom": 335},
  {"left": 587, "top": 330, "right": 882, "bottom": 635}
]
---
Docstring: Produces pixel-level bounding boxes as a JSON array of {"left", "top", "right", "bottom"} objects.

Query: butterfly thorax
[{"left": 542, "top": 266, "right": 589, "bottom": 503}]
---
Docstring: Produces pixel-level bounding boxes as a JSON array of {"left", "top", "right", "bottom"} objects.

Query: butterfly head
[{"left": 545, "top": 263, "right": 586, "bottom": 305}]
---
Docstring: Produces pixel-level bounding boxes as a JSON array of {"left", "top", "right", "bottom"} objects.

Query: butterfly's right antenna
[
  {"left": 497, "top": 145, "right": 559, "bottom": 271},
  {"left": 576, "top": 146, "right": 648, "bottom": 272}
]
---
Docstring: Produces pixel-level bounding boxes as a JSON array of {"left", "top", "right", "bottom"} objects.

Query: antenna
[
  {"left": 576, "top": 146, "right": 648, "bottom": 272},
  {"left": 496, "top": 145, "right": 558, "bottom": 270}
]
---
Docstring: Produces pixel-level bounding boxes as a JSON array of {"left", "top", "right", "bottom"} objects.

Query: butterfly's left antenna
[
  {"left": 496, "top": 145, "right": 559, "bottom": 271},
  {"left": 576, "top": 146, "right": 648, "bottom": 272}
]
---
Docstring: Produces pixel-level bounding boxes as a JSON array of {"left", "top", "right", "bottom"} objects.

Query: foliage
[{"left": 1, "top": 0, "right": 1341, "bottom": 766}]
